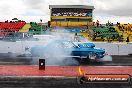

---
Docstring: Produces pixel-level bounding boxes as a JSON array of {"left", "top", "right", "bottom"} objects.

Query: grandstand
[
  {"left": 19, "top": 24, "right": 31, "bottom": 33},
  {"left": 49, "top": 5, "right": 132, "bottom": 42},
  {"left": 28, "top": 22, "right": 47, "bottom": 35},
  {"left": 89, "top": 26, "right": 121, "bottom": 41},
  {"left": 0, "top": 5, "right": 131, "bottom": 43},
  {"left": 0, "top": 20, "right": 49, "bottom": 37},
  {"left": 115, "top": 23, "right": 132, "bottom": 42},
  {"left": 49, "top": 5, "right": 94, "bottom": 28},
  {"left": 0, "top": 21, "right": 26, "bottom": 37}
]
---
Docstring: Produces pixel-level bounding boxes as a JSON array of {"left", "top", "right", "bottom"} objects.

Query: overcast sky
[{"left": 0, "top": 0, "right": 132, "bottom": 23}]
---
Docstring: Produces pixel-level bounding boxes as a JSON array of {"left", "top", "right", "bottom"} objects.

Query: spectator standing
[
  {"left": 96, "top": 20, "right": 99, "bottom": 27},
  {"left": 126, "top": 36, "right": 130, "bottom": 43}
]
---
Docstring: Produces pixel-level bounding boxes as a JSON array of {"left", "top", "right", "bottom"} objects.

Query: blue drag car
[{"left": 31, "top": 40, "right": 106, "bottom": 62}]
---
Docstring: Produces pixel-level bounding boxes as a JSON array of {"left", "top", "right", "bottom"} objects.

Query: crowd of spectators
[{"left": 52, "top": 8, "right": 92, "bottom": 17}]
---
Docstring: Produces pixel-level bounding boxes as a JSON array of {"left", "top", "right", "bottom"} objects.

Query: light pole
[{"left": 40, "top": 19, "right": 42, "bottom": 35}]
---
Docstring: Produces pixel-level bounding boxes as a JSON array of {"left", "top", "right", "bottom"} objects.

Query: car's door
[
  {"left": 82, "top": 48, "right": 95, "bottom": 56},
  {"left": 71, "top": 46, "right": 81, "bottom": 56},
  {"left": 77, "top": 44, "right": 94, "bottom": 57}
]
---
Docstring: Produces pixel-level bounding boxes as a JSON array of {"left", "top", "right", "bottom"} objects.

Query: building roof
[{"left": 49, "top": 5, "right": 94, "bottom": 10}]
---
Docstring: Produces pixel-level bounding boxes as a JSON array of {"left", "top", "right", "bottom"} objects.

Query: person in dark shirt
[
  {"left": 96, "top": 20, "right": 99, "bottom": 27},
  {"left": 126, "top": 36, "right": 130, "bottom": 43}
]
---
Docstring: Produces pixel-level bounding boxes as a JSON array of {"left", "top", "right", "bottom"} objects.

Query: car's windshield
[
  {"left": 61, "top": 41, "right": 75, "bottom": 48},
  {"left": 78, "top": 43, "right": 95, "bottom": 48}
]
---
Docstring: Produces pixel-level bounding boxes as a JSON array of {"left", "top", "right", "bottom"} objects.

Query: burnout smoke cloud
[{"left": 31, "top": 28, "right": 79, "bottom": 66}]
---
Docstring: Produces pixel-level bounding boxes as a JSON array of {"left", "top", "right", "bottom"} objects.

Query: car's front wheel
[{"left": 87, "top": 52, "right": 97, "bottom": 60}]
